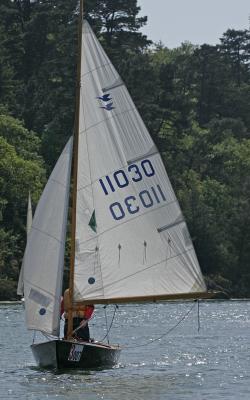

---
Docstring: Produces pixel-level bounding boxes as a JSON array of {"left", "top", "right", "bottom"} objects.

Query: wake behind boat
[{"left": 19, "top": 0, "right": 210, "bottom": 370}]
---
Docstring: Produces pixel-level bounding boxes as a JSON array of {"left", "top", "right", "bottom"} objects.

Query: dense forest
[{"left": 0, "top": 0, "right": 249, "bottom": 300}]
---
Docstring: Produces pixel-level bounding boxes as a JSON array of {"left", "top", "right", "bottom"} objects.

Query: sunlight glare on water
[{"left": 1, "top": 301, "right": 250, "bottom": 399}]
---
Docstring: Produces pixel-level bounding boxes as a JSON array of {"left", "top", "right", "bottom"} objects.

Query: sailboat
[{"left": 19, "top": 1, "right": 211, "bottom": 370}]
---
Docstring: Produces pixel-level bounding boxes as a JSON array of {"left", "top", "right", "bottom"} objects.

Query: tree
[
  {"left": 220, "top": 29, "right": 250, "bottom": 86},
  {"left": 0, "top": 114, "right": 45, "bottom": 283},
  {"left": 0, "top": 0, "right": 24, "bottom": 116}
]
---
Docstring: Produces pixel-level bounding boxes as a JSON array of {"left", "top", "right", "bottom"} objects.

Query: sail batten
[{"left": 79, "top": 106, "right": 137, "bottom": 137}]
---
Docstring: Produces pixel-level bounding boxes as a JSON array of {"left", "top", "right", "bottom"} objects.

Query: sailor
[{"left": 62, "top": 289, "right": 94, "bottom": 341}]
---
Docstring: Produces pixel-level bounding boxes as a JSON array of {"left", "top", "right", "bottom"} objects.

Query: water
[{"left": 1, "top": 301, "right": 250, "bottom": 399}]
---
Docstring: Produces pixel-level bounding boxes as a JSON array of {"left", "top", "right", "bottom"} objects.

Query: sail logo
[
  {"left": 68, "top": 344, "right": 84, "bottom": 362},
  {"left": 99, "top": 159, "right": 167, "bottom": 221},
  {"left": 97, "top": 93, "right": 115, "bottom": 111}
]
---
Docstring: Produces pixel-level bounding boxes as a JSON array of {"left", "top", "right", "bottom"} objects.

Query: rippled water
[{"left": 1, "top": 301, "right": 250, "bottom": 399}]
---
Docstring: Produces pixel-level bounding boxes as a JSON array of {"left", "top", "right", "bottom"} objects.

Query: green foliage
[
  {"left": 220, "top": 29, "right": 250, "bottom": 85},
  {"left": 160, "top": 116, "right": 250, "bottom": 293},
  {"left": 0, "top": 114, "right": 42, "bottom": 160},
  {"left": 0, "top": 114, "right": 45, "bottom": 283},
  {"left": 0, "top": 278, "right": 18, "bottom": 301}
]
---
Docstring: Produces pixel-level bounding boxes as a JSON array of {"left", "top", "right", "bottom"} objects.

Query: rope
[
  {"left": 100, "top": 305, "right": 118, "bottom": 342},
  {"left": 33, "top": 301, "right": 200, "bottom": 347},
  {"left": 104, "top": 306, "right": 110, "bottom": 344},
  {"left": 124, "top": 301, "right": 197, "bottom": 349},
  {"left": 197, "top": 299, "right": 201, "bottom": 332}
]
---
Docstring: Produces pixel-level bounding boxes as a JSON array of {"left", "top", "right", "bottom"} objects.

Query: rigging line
[
  {"left": 124, "top": 301, "right": 197, "bottom": 349},
  {"left": 100, "top": 305, "right": 118, "bottom": 343},
  {"left": 197, "top": 299, "right": 201, "bottom": 332},
  {"left": 104, "top": 307, "right": 110, "bottom": 344}
]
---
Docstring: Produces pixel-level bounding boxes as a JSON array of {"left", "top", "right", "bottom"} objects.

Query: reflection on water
[{"left": 1, "top": 301, "right": 250, "bottom": 399}]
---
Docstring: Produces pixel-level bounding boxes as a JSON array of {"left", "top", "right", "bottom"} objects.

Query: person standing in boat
[{"left": 61, "top": 289, "right": 94, "bottom": 341}]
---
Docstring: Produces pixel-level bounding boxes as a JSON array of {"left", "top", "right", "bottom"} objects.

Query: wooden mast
[{"left": 67, "top": 0, "right": 84, "bottom": 339}]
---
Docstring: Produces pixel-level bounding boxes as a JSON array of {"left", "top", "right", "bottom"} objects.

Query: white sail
[
  {"left": 17, "top": 192, "right": 33, "bottom": 296},
  {"left": 73, "top": 21, "right": 206, "bottom": 303},
  {"left": 22, "top": 138, "right": 72, "bottom": 335}
]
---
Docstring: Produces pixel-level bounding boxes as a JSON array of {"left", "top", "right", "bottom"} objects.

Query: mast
[{"left": 67, "top": 0, "right": 83, "bottom": 339}]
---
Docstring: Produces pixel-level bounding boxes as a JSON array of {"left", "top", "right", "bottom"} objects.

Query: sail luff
[
  {"left": 17, "top": 192, "right": 33, "bottom": 296},
  {"left": 67, "top": 0, "right": 84, "bottom": 339}
]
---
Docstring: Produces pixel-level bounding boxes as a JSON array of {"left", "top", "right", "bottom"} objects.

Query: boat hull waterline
[{"left": 31, "top": 339, "right": 121, "bottom": 370}]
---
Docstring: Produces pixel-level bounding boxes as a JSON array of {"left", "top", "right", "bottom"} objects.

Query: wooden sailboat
[{"left": 19, "top": 0, "right": 211, "bottom": 370}]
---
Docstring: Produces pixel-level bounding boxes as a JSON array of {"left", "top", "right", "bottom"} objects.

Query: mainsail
[
  {"left": 22, "top": 139, "right": 72, "bottom": 335},
  {"left": 73, "top": 21, "right": 207, "bottom": 303}
]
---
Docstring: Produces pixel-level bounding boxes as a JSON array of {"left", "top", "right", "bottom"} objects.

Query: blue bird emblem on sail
[
  {"left": 100, "top": 102, "right": 115, "bottom": 111},
  {"left": 97, "top": 93, "right": 112, "bottom": 102},
  {"left": 97, "top": 92, "right": 115, "bottom": 111}
]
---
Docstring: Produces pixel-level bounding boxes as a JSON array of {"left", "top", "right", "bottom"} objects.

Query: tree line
[{"left": 0, "top": 0, "right": 249, "bottom": 299}]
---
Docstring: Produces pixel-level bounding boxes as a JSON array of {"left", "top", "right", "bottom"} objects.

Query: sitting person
[{"left": 61, "top": 289, "right": 94, "bottom": 341}]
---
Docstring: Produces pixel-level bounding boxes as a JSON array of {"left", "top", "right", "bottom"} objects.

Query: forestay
[
  {"left": 74, "top": 21, "right": 206, "bottom": 303},
  {"left": 22, "top": 139, "right": 72, "bottom": 335}
]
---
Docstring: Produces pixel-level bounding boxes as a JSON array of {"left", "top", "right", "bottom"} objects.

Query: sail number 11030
[
  {"left": 99, "top": 159, "right": 155, "bottom": 195},
  {"left": 99, "top": 159, "right": 167, "bottom": 221}
]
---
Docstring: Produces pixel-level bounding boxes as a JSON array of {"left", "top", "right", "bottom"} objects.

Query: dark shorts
[{"left": 64, "top": 317, "right": 90, "bottom": 341}]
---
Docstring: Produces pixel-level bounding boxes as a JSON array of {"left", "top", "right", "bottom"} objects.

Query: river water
[{"left": 0, "top": 300, "right": 250, "bottom": 399}]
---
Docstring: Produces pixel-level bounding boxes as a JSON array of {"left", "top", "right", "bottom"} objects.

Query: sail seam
[
  {"left": 78, "top": 105, "right": 137, "bottom": 138},
  {"left": 75, "top": 247, "right": 195, "bottom": 295},
  {"left": 31, "top": 226, "right": 64, "bottom": 245},
  {"left": 76, "top": 198, "right": 178, "bottom": 248},
  {"left": 112, "top": 244, "right": 197, "bottom": 290},
  {"left": 50, "top": 177, "right": 68, "bottom": 188},
  {"left": 81, "top": 61, "right": 111, "bottom": 79}
]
